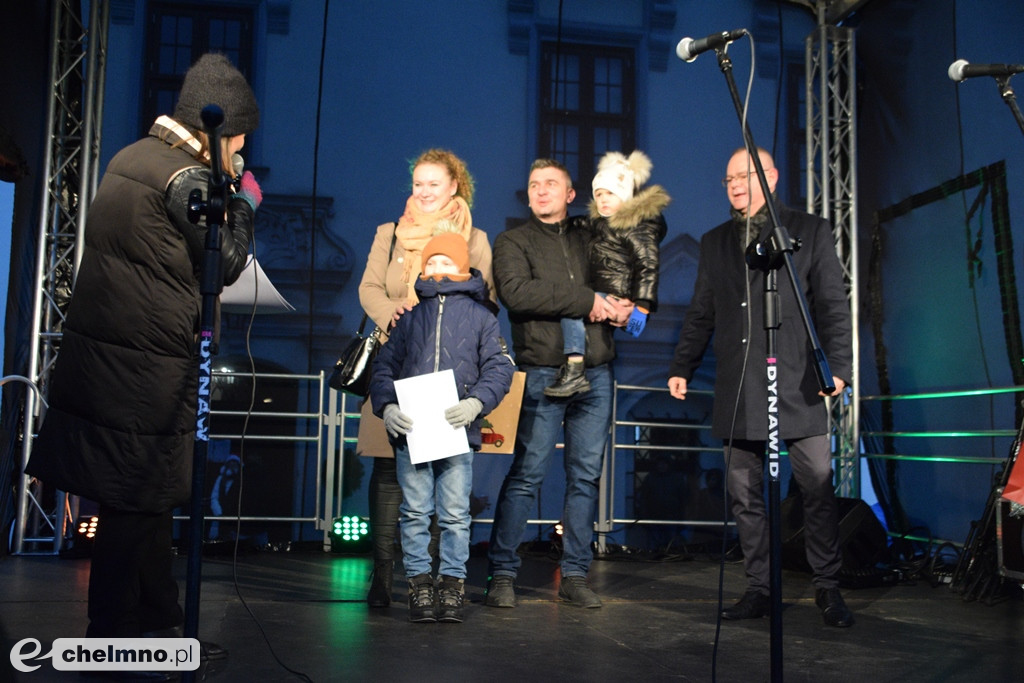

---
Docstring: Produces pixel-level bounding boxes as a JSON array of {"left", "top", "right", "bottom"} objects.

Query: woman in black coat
[{"left": 26, "top": 53, "right": 261, "bottom": 646}]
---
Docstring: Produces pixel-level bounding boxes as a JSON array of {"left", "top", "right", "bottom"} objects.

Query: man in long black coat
[{"left": 667, "top": 146, "right": 855, "bottom": 628}]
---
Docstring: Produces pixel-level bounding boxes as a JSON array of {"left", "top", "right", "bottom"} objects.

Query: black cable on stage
[
  {"left": 304, "top": 0, "right": 330, "bottom": 378},
  {"left": 221, "top": 232, "right": 311, "bottom": 683},
  {"left": 950, "top": 0, "right": 998, "bottom": 467},
  {"left": 709, "top": 32, "right": 758, "bottom": 683},
  {"left": 215, "top": 3, "right": 332, "bottom": 681}
]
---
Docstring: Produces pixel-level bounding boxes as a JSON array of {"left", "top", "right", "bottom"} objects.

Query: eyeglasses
[{"left": 721, "top": 170, "right": 772, "bottom": 187}]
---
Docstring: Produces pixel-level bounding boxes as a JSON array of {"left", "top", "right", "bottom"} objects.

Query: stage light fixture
[
  {"left": 77, "top": 516, "right": 99, "bottom": 540},
  {"left": 330, "top": 515, "right": 371, "bottom": 553},
  {"left": 61, "top": 515, "right": 99, "bottom": 558},
  {"left": 548, "top": 521, "right": 565, "bottom": 546}
]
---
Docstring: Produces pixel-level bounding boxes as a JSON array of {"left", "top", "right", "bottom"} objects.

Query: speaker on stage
[{"left": 780, "top": 496, "right": 889, "bottom": 575}]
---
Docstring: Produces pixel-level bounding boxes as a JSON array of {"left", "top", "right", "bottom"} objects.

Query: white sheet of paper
[
  {"left": 220, "top": 254, "right": 296, "bottom": 314},
  {"left": 394, "top": 369, "right": 469, "bottom": 464}
]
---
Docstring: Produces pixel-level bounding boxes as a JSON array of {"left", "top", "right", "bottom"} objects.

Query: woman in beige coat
[{"left": 358, "top": 148, "right": 496, "bottom": 607}]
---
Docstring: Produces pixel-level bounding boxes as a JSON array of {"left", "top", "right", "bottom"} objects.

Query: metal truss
[
  {"left": 806, "top": 15, "right": 860, "bottom": 497},
  {"left": 13, "top": 0, "right": 108, "bottom": 554}
]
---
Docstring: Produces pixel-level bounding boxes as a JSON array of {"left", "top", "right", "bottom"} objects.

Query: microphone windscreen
[
  {"left": 676, "top": 37, "right": 695, "bottom": 62},
  {"left": 948, "top": 59, "right": 968, "bottom": 82}
]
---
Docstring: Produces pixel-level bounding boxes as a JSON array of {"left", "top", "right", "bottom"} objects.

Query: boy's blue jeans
[{"left": 395, "top": 444, "right": 473, "bottom": 579}]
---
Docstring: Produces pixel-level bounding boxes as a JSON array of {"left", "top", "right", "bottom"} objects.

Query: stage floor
[{"left": 2, "top": 544, "right": 1022, "bottom": 682}]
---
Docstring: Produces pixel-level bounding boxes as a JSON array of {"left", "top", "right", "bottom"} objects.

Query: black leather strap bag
[
  {"left": 328, "top": 225, "right": 397, "bottom": 397},
  {"left": 328, "top": 315, "right": 381, "bottom": 397}
]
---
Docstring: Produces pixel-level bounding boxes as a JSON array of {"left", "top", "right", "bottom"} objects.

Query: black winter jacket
[
  {"left": 369, "top": 271, "right": 514, "bottom": 450},
  {"left": 668, "top": 203, "right": 852, "bottom": 440},
  {"left": 588, "top": 184, "right": 670, "bottom": 312},
  {"left": 493, "top": 214, "right": 616, "bottom": 368},
  {"left": 26, "top": 128, "right": 255, "bottom": 513}
]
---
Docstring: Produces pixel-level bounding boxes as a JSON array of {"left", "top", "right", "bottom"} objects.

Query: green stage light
[{"left": 330, "top": 515, "right": 371, "bottom": 553}]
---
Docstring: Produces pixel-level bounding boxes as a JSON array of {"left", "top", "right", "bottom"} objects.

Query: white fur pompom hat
[{"left": 592, "top": 150, "right": 653, "bottom": 203}]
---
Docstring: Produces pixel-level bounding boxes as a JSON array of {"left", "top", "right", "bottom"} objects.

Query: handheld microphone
[
  {"left": 231, "top": 153, "right": 244, "bottom": 180},
  {"left": 948, "top": 59, "right": 1024, "bottom": 82},
  {"left": 676, "top": 29, "right": 747, "bottom": 63}
]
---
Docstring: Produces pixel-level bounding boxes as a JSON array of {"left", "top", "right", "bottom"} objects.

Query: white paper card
[
  {"left": 394, "top": 369, "right": 469, "bottom": 464},
  {"left": 220, "top": 254, "right": 296, "bottom": 314}
]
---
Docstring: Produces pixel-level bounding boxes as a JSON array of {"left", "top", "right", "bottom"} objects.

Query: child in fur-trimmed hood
[{"left": 544, "top": 150, "right": 670, "bottom": 398}]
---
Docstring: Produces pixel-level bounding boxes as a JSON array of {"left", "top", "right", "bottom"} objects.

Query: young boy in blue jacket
[{"left": 370, "top": 232, "right": 514, "bottom": 624}]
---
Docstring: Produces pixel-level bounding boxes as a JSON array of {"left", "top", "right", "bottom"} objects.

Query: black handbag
[
  {"left": 328, "top": 314, "right": 382, "bottom": 397},
  {"left": 328, "top": 225, "right": 397, "bottom": 398}
]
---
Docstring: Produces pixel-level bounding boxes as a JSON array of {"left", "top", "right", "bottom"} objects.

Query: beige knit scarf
[{"left": 395, "top": 195, "right": 473, "bottom": 304}]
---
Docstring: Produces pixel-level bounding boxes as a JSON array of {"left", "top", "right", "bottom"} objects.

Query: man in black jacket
[
  {"left": 667, "top": 147, "right": 855, "bottom": 628},
  {"left": 485, "top": 159, "right": 631, "bottom": 609}
]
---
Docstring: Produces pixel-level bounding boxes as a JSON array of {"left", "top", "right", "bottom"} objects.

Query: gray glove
[
  {"left": 382, "top": 404, "right": 413, "bottom": 437},
  {"left": 444, "top": 397, "right": 483, "bottom": 429}
]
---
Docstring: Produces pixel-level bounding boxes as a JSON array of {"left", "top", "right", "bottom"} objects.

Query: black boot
[
  {"left": 543, "top": 361, "right": 591, "bottom": 398},
  {"left": 367, "top": 562, "right": 393, "bottom": 608},
  {"left": 367, "top": 458, "right": 402, "bottom": 607},
  {"left": 408, "top": 574, "right": 437, "bottom": 623}
]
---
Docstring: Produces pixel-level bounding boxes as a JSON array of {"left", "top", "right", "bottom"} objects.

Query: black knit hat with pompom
[{"left": 173, "top": 53, "right": 259, "bottom": 136}]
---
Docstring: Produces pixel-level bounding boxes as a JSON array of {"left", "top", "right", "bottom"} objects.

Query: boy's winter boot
[
  {"left": 408, "top": 573, "right": 437, "bottom": 623},
  {"left": 436, "top": 576, "right": 466, "bottom": 623}
]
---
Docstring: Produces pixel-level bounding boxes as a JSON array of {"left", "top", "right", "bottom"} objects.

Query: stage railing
[
  {"left": 22, "top": 374, "right": 1014, "bottom": 555},
  {"left": 594, "top": 383, "right": 728, "bottom": 552},
  {"left": 174, "top": 370, "right": 332, "bottom": 544},
  {"left": 147, "top": 377, "right": 1020, "bottom": 554},
  {"left": 195, "top": 379, "right": 1024, "bottom": 552},
  {"left": 857, "top": 385, "right": 1021, "bottom": 548},
  {"left": 337, "top": 381, "right": 1016, "bottom": 552},
  {"left": 12, "top": 370, "right": 332, "bottom": 555}
]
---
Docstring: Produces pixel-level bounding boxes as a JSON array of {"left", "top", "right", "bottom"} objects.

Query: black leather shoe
[
  {"left": 484, "top": 575, "right": 516, "bottom": 608},
  {"left": 557, "top": 575, "right": 602, "bottom": 608},
  {"left": 815, "top": 587, "right": 854, "bottom": 627},
  {"left": 721, "top": 590, "right": 770, "bottom": 620}
]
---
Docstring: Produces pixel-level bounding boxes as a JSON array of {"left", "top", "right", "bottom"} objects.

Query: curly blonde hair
[{"left": 410, "top": 148, "right": 475, "bottom": 209}]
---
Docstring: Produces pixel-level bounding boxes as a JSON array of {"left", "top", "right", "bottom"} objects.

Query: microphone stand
[
  {"left": 712, "top": 46, "right": 836, "bottom": 683},
  {"left": 994, "top": 75, "right": 1024, "bottom": 138},
  {"left": 182, "top": 104, "right": 229, "bottom": 680}
]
